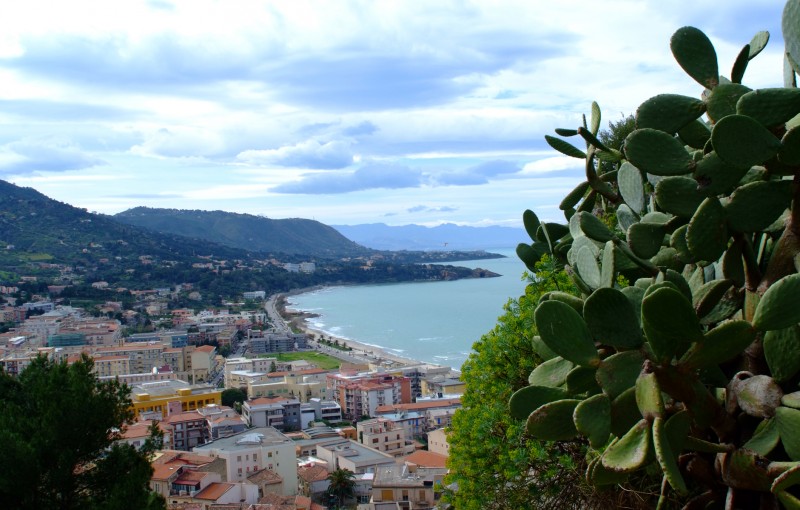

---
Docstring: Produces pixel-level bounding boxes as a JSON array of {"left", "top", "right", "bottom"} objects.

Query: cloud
[
  {"left": 0, "top": 99, "right": 140, "bottom": 121},
  {"left": 271, "top": 162, "right": 423, "bottom": 194},
  {"left": 408, "top": 205, "right": 458, "bottom": 214},
  {"left": 109, "top": 193, "right": 182, "bottom": 199},
  {"left": 237, "top": 140, "right": 355, "bottom": 169},
  {"left": 342, "top": 121, "right": 379, "bottom": 137},
  {"left": 0, "top": 139, "right": 105, "bottom": 175},
  {"left": 435, "top": 160, "right": 521, "bottom": 185}
]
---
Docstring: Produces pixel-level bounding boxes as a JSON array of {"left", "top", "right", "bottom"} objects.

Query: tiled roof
[
  {"left": 193, "top": 482, "right": 234, "bottom": 501},
  {"left": 164, "top": 411, "right": 205, "bottom": 424},
  {"left": 247, "top": 467, "right": 283, "bottom": 485},
  {"left": 375, "top": 398, "right": 461, "bottom": 413},
  {"left": 298, "top": 464, "right": 329, "bottom": 483},
  {"left": 403, "top": 450, "right": 448, "bottom": 468}
]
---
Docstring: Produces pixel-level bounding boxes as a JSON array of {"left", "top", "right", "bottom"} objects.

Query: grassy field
[{"left": 273, "top": 351, "right": 341, "bottom": 370}]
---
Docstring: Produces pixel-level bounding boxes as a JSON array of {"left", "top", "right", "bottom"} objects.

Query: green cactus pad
[
  {"left": 783, "top": 392, "right": 800, "bottom": 409},
  {"left": 575, "top": 246, "right": 601, "bottom": 290},
  {"left": 509, "top": 385, "right": 571, "bottom": 420},
  {"left": 776, "top": 406, "right": 800, "bottom": 461},
  {"left": 555, "top": 128, "right": 579, "bottom": 137},
  {"left": 753, "top": 274, "right": 800, "bottom": 331},
  {"left": 601, "top": 419, "right": 653, "bottom": 473},
  {"left": 679, "top": 320, "right": 756, "bottom": 370},
  {"left": 528, "top": 356, "right": 574, "bottom": 387},
  {"left": 625, "top": 128, "right": 696, "bottom": 176},
  {"left": 576, "top": 190, "right": 597, "bottom": 214},
  {"left": 719, "top": 450, "right": 773, "bottom": 492},
  {"left": 573, "top": 393, "right": 611, "bottom": 448},
  {"left": 535, "top": 300, "right": 600, "bottom": 367},
  {"left": 686, "top": 197, "right": 728, "bottom": 263},
  {"left": 776, "top": 490, "right": 800, "bottom": 510},
  {"left": 722, "top": 243, "right": 745, "bottom": 288},
  {"left": 772, "top": 463, "right": 800, "bottom": 495},
  {"left": 737, "top": 88, "right": 800, "bottom": 128},
  {"left": 725, "top": 180, "right": 792, "bottom": 233},
  {"left": 523, "top": 209, "right": 541, "bottom": 241},
  {"left": 531, "top": 335, "right": 558, "bottom": 361},
  {"left": 617, "top": 162, "right": 646, "bottom": 214},
  {"left": 693, "top": 151, "right": 751, "bottom": 196},
  {"left": 560, "top": 181, "right": 591, "bottom": 211},
  {"left": 692, "top": 279, "right": 734, "bottom": 318},
  {"left": 596, "top": 350, "right": 645, "bottom": 400},
  {"left": 545, "top": 135, "right": 586, "bottom": 159},
  {"left": 536, "top": 222, "right": 570, "bottom": 247},
  {"left": 525, "top": 399, "right": 581, "bottom": 440},
  {"left": 611, "top": 387, "right": 643, "bottom": 437},
  {"left": 599, "top": 241, "right": 615, "bottom": 289},
  {"left": 785, "top": 0, "right": 800, "bottom": 75},
  {"left": 621, "top": 286, "right": 645, "bottom": 327},
  {"left": 636, "top": 94, "right": 706, "bottom": 134},
  {"left": 669, "top": 225, "right": 694, "bottom": 263},
  {"left": 654, "top": 176, "right": 704, "bottom": 218},
  {"left": 616, "top": 204, "right": 638, "bottom": 233},
  {"left": 677, "top": 119, "right": 711, "bottom": 149},
  {"left": 730, "top": 44, "right": 750, "bottom": 84},
  {"left": 748, "top": 31, "right": 769, "bottom": 59},
  {"left": 540, "top": 291, "right": 585, "bottom": 315},
  {"left": 764, "top": 326, "right": 800, "bottom": 382},
  {"left": 744, "top": 417, "right": 780, "bottom": 456},
  {"left": 663, "top": 410, "right": 691, "bottom": 455},
  {"left": 653, "top": 416, "right": 688, "bottom": 495},
  {"left": 711, "top": 114, "right": 782, "bottom": 168},
  {"left": 670, "top": 26, "right": 719, "bottom": 89},
  {"left": 662, "top": 268, "right": 693, "bottom": 302},
  {"left": 587, "top": 456, "right": 629, "bottom": 486},
  {"left": 736, "top": 375, "right": 783, "bottom": 418},
  {"left": 583, "top": 288, "right": 643, "bottom": 349},
  {"left": 627, "top": 222, "right": 667, "bottom": 259},
  {"left": 516, "top": 242, "right": 548, "bottom": 271},
  {"left": 566, "top": 365, "right": 601, "bottom": 396},
  {"left": 642, "top": 287, "right": 702, "bottom": 362},
  {"left": 590, "top": 101, "right": 601, "bottom": 135},
  {"left": 635, "top": 372, "right": 664, "bottom": 421},
  {"left": 578, "top": 212, "right": 614, "bottom": 243},
  {"left": 705, "top": 83, "right": 752, "bottom": 123},
  {"left": 779, "top": 127, "right": 800, "bottom": 165}
]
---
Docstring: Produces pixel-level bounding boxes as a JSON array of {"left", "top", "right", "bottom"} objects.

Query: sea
[{"left": 286, "top": 248, "right": 529, "bottom": 371}]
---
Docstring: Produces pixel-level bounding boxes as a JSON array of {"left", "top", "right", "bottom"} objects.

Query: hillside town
[{"left": 0, "top": 283, "right": 462, "bottom": 510}]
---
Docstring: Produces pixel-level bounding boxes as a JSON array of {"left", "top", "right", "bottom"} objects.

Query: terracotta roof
[
  {"left": 298, "top": 464, "right": 329, "bottom": 483},
  {"left": 247, "top": 467, "right": 283, "bottom": 485},
  {"left": 174, "top": 469, "right": 209, "bottom": 485},
  {"left": 258, "top": 492, "right": 295, "bottom": 507},
  {"left": 164, "top": 411, "right": 204, "bottom": 424},
  {"left": 193, "top": 482, "right": 234, "bottom": 501},
  {"left": 195, "top": 345, "right": 216, "bottom": 353},
  {"left": 121, "top": 420, "right": 169, "bottom": 439},
  {"left": 249, "top": 396, "right": 298, "bottom": 406},
  {"left": 403, "top": 450, "right": 448, "bottom": 468},
  {"left": 375, "top": 398, "right": 461, "bottom": 413},
  {"left": 151, "top": 463, "right": 182, "bottom": 481}
]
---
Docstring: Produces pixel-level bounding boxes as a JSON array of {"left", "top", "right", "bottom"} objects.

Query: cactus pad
[
  {"left": 679, "top": 320, "right": 756, "bottom": 370},
  {"left": 753, "top": 274, "right": 800, "bottom": 331},
  {"left": 736, "top": 88, "right": 800, "bottom": 128},
  {"left": 636, "top": 94, "right": 706, "bottom": 133},
  {"left": 670, "top": 26, "right": 719, "bottom": 89},
  {"left": 777, "top": 406, "right": 800, "bottom": 461},
  {"left": 509, "top": 385, "right": 570, "bottom": 420},
  {"left": 583, "top": 287, "right": 643, "bottom": 349},
  {"left": 602, "top": 419, "right": 653, "bottom": 473},
  {"left": 764, "top": 325, "right": 800, "bottom": 382},
  {"left": 711, "top": 114, "right": 782, "bottom": 168},
  {"left": 642, "top": 287, "right": 703, "bottom": 361},
  {"left": 535, "top": 300, "right": 600, "bottom": 367},
  {"left": 618, "top": 162, "right": 646, "bottom": 214},
  {"left": 525, "top": 399, "right": 581, "bottom": 440},
  {"left": 528, "top": 356, "right": 574, "bottom": 387},
  {"left": 573, "top": 393, "right": 611, "bottom": 448},
  {"left": 780, "top": 127, "right": 800, "bottom": 165},
  {"left": 545, "top": 135, "right": 586, "bottom": 159},
  {"left": 654, "top": 176, "right": 705, "bottom": 218},
  {"left": 693, "top": 151, "right": 751, "bottom": 196},
  {"left": 596, "top": 350, "right": 645, "bottom": 399},
  {"left": 653, "top": 416, "right": 688, "bottom": 495},
  {"left": 706, "top": 83, "right": 752, "bottom": 122},
  {"left": 627, "top": 222, "right": 667, "bottom": 259},
  {"left": 686, "top": 197, "right": 729, "bottom": 263},
  {"left": 744, "top": 417, "right": 780, "bottom": 456},
  {"left": 635, "top": 372, "right": 665, "bottom": 421},
  {"left": 578, "top": 211, "right": 614, "bottom": 243},
  {"left": 725, "top": 180, "right": 792, "bottom": 233},
  {"left": 625, "top": 128, "right": 696, "bottom": 176},
  {"left": 692, "top": 279, "right": 734, "bottom": 318},
  {"left": 560, "top": 181, "right": 591, "bottom": 211}
]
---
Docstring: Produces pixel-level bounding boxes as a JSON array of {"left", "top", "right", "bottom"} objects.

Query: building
[
  {"left": 196, "top": 404, "right": 247, "bottom": 439},
  {"left": 129, "top": 379, "right": 222, "bottom": 420},
  {"left": 149, "top": 450, "right": 226, "bottom": 501},
  {"left": 297, "top": 464, "right": 330, "bottom": 502},
  {"left": 249, "top": 332, "right": 308, "bottom": 353},
  {"left": 193, "top": 427, "right": 298, "bottom": 495},
  {"left": 164, "top": 409, "right": 209, "bottom": 451},
  {"left": 117, "top": 420, "right": 172, "bottom": 451},
  {"left": 420, "top": 375, "right": 466, "bottom": 397},
  {"left": 327, "top": 372, "right": 412, "bottom": 420},
  {"left": 427, "top": 428, "right": 450, "bottom": 457},
  {"left": 369, "top": 465, "right": 448, "bottom": 510},
  {"left": 315, "top": 439, "right": 396, "bottom": 475},
  {"left": 92, "top": 355, "right": 132, "bottom": 379},
  {"left": 242, "top": 396, "right": 302, "bottom": 432},
  {"left": 243, "top": 291, "right": 266, "bottom": 300},
  {"left": 309, "top": 398, "right": 343, "bottom": 423},
  {"left": 375, "top": 398, "right": 461, "bottom": 433},
  {"left": 190, "top": 344, "right": 217, "bottom": 383},
  {"left": 356, "top": 418, "right": 416, "bottom": 458}
]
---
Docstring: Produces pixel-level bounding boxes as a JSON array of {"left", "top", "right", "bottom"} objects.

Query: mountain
[
  {"left": 331, "top": 223, "right": 526, "bottom": 251},
  {"left": 114, "top": 207, "right": 370, "bottom": 258},
  {"left": 0, "top": 180, "right": 252, "bottom": 264}
]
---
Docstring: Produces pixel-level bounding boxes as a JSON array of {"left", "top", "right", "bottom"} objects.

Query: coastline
[{"left": 276, "top": 287, "right": 455, "bottom": 373}]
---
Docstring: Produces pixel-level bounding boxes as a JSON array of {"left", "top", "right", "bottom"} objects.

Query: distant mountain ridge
[
  {"left": 114, "top": 207, "right": 370, "bottom": 257},
  {"left": 332, "top": 223, "right": 526, "bottom": 251}
]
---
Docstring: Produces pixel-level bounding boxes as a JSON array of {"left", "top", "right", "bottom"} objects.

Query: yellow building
[{"left": 130, "top": 380, "right": 222, "bottom": 420}]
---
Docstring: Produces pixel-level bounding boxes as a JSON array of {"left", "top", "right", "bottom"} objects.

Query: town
[{"left": 0, "top": 281, "right": 462, "bottom": 510}]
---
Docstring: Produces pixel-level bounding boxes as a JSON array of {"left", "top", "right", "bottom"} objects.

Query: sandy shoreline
[{"left": 277, "top": 288, "right": 454, "bottom": 372}]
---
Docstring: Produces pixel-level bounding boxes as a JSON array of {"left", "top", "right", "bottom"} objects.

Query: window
[
  {"left": 238, "top": 468, "right": 242, "bottom": 474},
  {"left": 246, "top": 454, "right": 249, "bottom": 461},
  {"left": 372, "top": 438, "right": 379, "bottom": 444},
  {"left": 268, "top": 452, "right": 272, "bottom": 458},
  {"left": 253, "top": 453, "right": 257, "bottom": 462},
  {"left": 237, "top": 456, "right": 241, "bottom": 462}
]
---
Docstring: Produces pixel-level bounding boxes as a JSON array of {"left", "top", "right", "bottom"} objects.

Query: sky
[{"left": 0, "top": 0, "right": 789, "bottom": 228}]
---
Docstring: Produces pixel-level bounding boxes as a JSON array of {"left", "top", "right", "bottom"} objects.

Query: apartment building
[
  {"left": 327, "top": 372, "right": 412, "bottom": 420},
  {"left": 356, "top": 418, "right": 416, "bottom": 458},
  {"left": 242, "top": 396, "right": 302, "bottom": 431},
  {"left": 129, "top": 379, "right": 222, "bottom": 420},
  {"left": 369, "top": 465, "right": 448, "bottom": 510}
]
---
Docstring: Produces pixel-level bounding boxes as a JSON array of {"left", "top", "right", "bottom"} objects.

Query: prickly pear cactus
[{"left": 514, "top": 5, "right": 800, "bottom": 508}]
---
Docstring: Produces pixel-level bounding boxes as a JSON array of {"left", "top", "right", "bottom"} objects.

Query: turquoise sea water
[{"left": 286, "top": 248, "right": 528, "bottom": 370}]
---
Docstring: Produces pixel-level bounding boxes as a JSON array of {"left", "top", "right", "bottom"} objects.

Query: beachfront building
[
  {"left": 249, "top": 332, "right": 308, "bottom": 353},
  {"left": 193, "top": 427, "right": 298, "bottom": 495},
  {"left": 327, "top": 372, "right": 412, "bottom": 420},
  {"left": 356, "top": 417, "right": 416, "bottom": 458},
  {"left": 374, "top": 398, "right": 461, "bottom": 433}
]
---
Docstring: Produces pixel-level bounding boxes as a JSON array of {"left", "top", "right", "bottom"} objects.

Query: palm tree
[{"left": 326, "top": 468, "right": 356, "bottom": 508}]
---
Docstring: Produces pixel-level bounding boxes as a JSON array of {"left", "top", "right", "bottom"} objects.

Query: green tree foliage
[
  {"left": 326, "top": 468, "right": 356, "bottom": 508},
  {"left": 446, "top": 256, "right": 594, "bottom": 509},
  {"left": 221, "top": 387, "right": 248, "bottom": 408},
  {"left": 0, "top": 355, "right": 163, "bottom": 510}
]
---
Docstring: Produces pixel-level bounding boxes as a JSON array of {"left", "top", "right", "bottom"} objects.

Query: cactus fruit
[{"left": 513, "top": 12, "right": 800, "bottom": 506}]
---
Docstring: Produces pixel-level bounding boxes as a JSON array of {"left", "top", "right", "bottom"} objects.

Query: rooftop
[
  {"left": 193, "top": 482, "right": 234, "bottom": 501},
  {"left": 375, "top": 398, "right": 461, "bottom": 413},
  {"left": 298, "top": 464, "right": 329, "bottom": 483},
  {"left": 402, "top": 450, "right": 448, "bottom": 468},
  {"left": 194, "top": 427, "right": 292, "bottom": 453}
]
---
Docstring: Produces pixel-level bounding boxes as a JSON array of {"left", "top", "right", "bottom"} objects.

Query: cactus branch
[
  {"left": 756, "top": 172, "right": 800, "bottom": 294},
  {"left": 585, "top": 149, "right": 622, "bottom": 205},
  {"left": 734, "top": 233, "right": 762, "bottom": 292}
]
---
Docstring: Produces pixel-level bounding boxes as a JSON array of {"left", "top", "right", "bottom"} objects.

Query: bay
[{"left": 286, "top": 248, "right": 528, "bottom": 370}]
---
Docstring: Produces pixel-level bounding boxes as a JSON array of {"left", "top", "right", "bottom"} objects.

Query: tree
[
  {"left": 0, "top": 354, "right": 164, "bottom": 510},
  {"left": 326, "top": 468, "right": 356, "bottom": 508},
  {"left": 269, "top": 361, "right": 277, "bottom": 373},
  {"left": 446, "top": 256, "right": 600, "bottom": 509},
  {"left": 221, "top": 387, "right": 247, "bottom": 408}
]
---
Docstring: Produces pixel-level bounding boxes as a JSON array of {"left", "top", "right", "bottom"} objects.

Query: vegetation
[
  {"left": 275, "top": 351, "right": 341, "bottom": 370},
  {"left": 0, "top": 355, "right": 163, "bottom": 509},
  {"left": 512, "top": 8, "right": 800, "bottom": 508},
  {"left": 221, "top": 387, "right": 248, "bottom": 408},
  {"left": 326, "top": 468, "right": 356, "bottom": 508}
]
